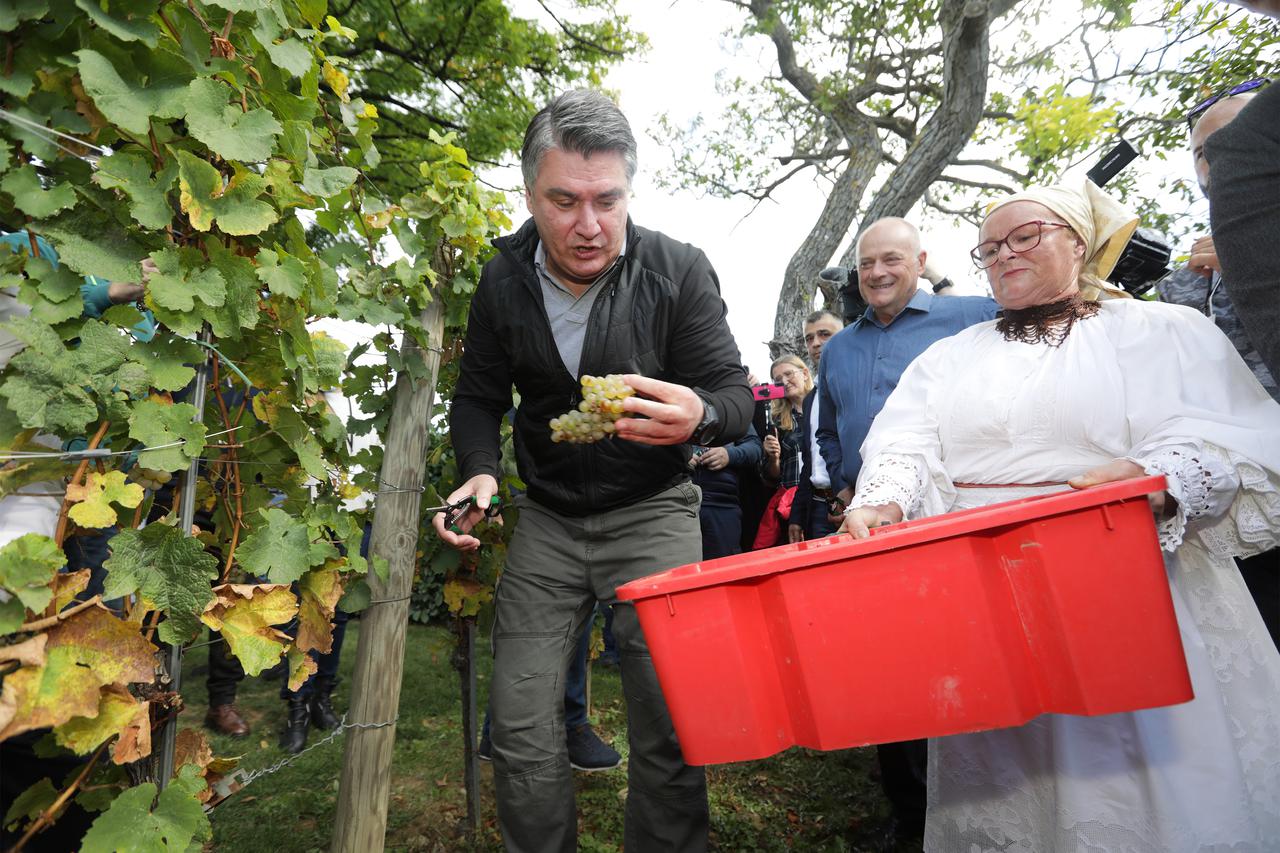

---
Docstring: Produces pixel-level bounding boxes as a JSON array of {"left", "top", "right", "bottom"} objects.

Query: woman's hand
[
  {"left": 1068, "top": 459, "right": 1175, "bottom": 520},
  {"left": 838, "top": 503, "right": 903, "bottom": 539},
  {"left": 762, "top": 433, "right": 781, "bottom": 462}
]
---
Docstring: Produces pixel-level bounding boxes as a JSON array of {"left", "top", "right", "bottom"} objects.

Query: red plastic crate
[{"left": 616, "top": 476, "right": 1192, "bottom": 766}]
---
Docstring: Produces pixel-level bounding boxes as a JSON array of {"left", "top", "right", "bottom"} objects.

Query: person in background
[
  {"left": 434, "top": 89, "right": 752, "bottom": 852},
  {"left": 1157, "top": 81, "right": 1279, "bottom": 651},
  {"left": 816, "top": 217, "right": 997, "bottom": 848},
  {"left": 692, "top": 422, "right": 763, "bottom": 559},
  {"left": 842, "top": 181, "right": 1280, "bottom": 852},
  {"left": 753, "top": 355, "right": 810, "bottom": 550},
  {"left": 788, "top": 310, "right": 844, "bottom": 543}
]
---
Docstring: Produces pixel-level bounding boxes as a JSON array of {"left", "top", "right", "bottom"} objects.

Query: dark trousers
[
  {"left": 482, "top": 614, "right": 592, "bottom": 743},
  {"left": 1238, "top": 547, "right": 1280, "bottom": 653},
  {"left": 877, "top": 739, "right": 928, "bottom": 834},
  {"left": 699, "top": 503, "right": 741, "bottom": 560},
  {"left": 207, "top": 631, "right": 245, "bottom": 707}
]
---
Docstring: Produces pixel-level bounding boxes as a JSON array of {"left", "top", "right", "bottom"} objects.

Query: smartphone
[{"left": 752, "top": 383, "right": 786, "bottom": 402}]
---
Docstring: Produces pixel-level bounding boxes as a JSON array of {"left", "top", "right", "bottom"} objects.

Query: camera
[
  {"left": 1086, "top": 139, "right": 1171, "bottom": 297},
  {"left": 752, "top": 383, "right": 787, "bottom": 402},
  {"left": 819, "top": 266, "right": 867, "bottom": 325}
]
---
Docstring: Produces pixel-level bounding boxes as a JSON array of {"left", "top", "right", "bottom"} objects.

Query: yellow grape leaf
[
  {"left": 111, "top": 694, "right": 153, "bottom": 765},
  {"left": 321, "top": 62, "right": 349, "bottom": 102},
  {"left": 199, "top": 584, "right": 296, "bottom": 677},
  {"left": 442, "top": 577, "right": 492, "bottom": 618},
  {"left": 286, "top": 645, "right": 318, "bottom": 692},
  {"left": 324, "top": 15, "right": 357, "bottom": 39},
  {"left": 0, "top": 606, "right": 156, "bottom": 741},
  {"left": 296, "top": 567, "right": 343, "bottom": 658},
  {"left": 65, "top": 471, "right": 145, "bottom": 529},
  {"left": 54, "top": 684, "right": 149, "bottom": 761},
  {"left": 50, "top": 569, "right": 91, "bottom": 612}
]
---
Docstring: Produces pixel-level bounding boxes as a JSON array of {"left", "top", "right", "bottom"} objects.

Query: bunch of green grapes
[
  {"left": 550, "top": 374, "right": 636, "bottom": 443},
  {"left": 128, "top": 466, "right": 173, "bottom": 490}
]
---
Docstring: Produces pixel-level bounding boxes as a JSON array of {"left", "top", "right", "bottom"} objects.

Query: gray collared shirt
[{"left": 533, "top": 239, "right": 625, "bottom": 378}]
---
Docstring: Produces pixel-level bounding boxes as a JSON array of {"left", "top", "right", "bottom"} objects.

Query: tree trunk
[{"left": 331, "top": 295, "right": 446, "bottom": 852}]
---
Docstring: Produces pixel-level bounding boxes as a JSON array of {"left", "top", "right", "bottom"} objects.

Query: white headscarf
[{"left": 984, "top": 180, "right": 1139, "bottom": 301}]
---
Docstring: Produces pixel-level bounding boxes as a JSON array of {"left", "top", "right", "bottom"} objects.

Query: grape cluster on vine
[{"left": 549, "top": 374, "right": 636, "bottom": 443}]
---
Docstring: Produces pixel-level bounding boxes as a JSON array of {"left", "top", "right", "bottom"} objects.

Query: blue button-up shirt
[{"left": 817, "top": 288, "right": 998, "bottom": 490}]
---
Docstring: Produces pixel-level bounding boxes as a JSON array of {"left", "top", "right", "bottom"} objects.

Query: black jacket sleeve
[
  {"left": 449, "top": 271, "right": 513, "bottom": 483},
  {"left": 666, "top": 250, "right": 753, "bottom": 445},
  {"left": 789, "top": 390, "right": 816, "bottom": 529}
]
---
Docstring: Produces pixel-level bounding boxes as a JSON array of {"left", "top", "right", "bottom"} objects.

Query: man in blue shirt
[{"left": 815, "top": 216, "right": 996, "bottom": 848}]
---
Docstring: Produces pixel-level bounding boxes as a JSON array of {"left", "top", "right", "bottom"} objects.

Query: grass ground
[{"left": 186, "top": 621, "right": 913, "bottom": 852}]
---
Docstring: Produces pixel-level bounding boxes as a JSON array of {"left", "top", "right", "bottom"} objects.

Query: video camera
[
  {"left": 752, "top": 382, "right": 787, "bottom": 402},
  {"left": 1086, "top": 139, "right": 1172, "bottom": 297}
]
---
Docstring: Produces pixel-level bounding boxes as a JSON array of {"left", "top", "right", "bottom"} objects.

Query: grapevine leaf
[
  {"left": 146, "top": 247, "right": 226, "bottom": 312},
  {"left": 199, "top": 583, "right": 296, "bottom": 676},
  {"left": 176, "top": 151, "right": 279, "bottom": 236},
  {"left": 16, "top": 277, "right": 82, "bottom": 324},
  {"left": 65, "top": 471, "right": 146, "bottom": 529},
  {"left": 136, "top": 335, "right": 203, "bottom": 391},
  {"left": 102, "top": 524, "right": 218, "bottom": 645},
  {"left": 286, "top": 645, "right": 318, "bottom": 692},
  {"left": 0, "top": 1, "right": 49, "bottom": 33},
  {"left": 0, "top": 606, "right": 156, "bottom": 741},
  {"left": 264, "top": 38, "right": 313, "bottom": 78},
  {"left": 50, "top": 569, "right": 91, "bottom": 613},
  {"left": 443, "top": 576, "right": 492, "bottom": 618},
  {"left": 94, "top": 151, "right": 178, "bottom": 230},
  {"left": 54, "top": 684, "right": 149, "bottom": 758},
  {"left": 236, "top": 507, "right": 311, "bottom": 584},
  {"left": 0, "top": 137, "right": 11, "bottom": 170},
  {"left": 185, "top": 77, "right": 282, "bottom": 162},
  {"left": 76, "top": 49, "right": 188, "bottom": 136},
  {"left": 0, "top": 597, "right": 29, "bottom": 635},
  {"left": 336, "top": 577, "right": 370, "bottom": 612},
  {"left": 24, "top": 256, "right": 82, "bottom": 302},
  {"left": 203, "top": 240, "right": 262, "bottom": 337},
  {"left": 1, "top": 165, "right": 77, "bottom": 218},
  {"left": 254, "top": 247, "right": 308, "bottom": 298},
  {"left": 262, "top": 159, "right": 315, "bottom": 211},
  {"left": 80, "top": 765, "right": 210, "bottom": 853},
  {"left": 31, "top": 217, "right": 145, "bottom": 284},
  {"left": 300, "top": 165, "right": 357, "bottom": 198},
  {"left": 127, "top": 400, "right": 206, "bottom": 472},
  {"left": 0, "top": 533, "right": 62, "bottom": 613},
  {"left": 0, "top": 634, "right": 46, "bottom": 668},
  {"left": 2, "top": 778, "right": 56, "bottom": 834},
  {"left": 204, "top": 0, "right": 272, "bottom": 10},
  {"left": 296, "top": 566, "right": 342, "bottom": 658},
  {"left": 74, "top": 0, "right": 161, "bottom": 47}
]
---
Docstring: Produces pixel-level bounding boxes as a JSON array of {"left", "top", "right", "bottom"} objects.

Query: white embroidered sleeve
[
  {"left": 848, "top": 453, "right": 927, "bottom": 519},
  {"left": 1126, "top": 442, "right": 1238, "bottom": 552}
]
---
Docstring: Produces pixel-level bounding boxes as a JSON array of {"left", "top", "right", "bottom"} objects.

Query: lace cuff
[
  {"left": 1126, "top": 443, "right": 1238, "bottom": 552},
  {"left": 849, "top": 453, "right": 927, "bottom": 519}
]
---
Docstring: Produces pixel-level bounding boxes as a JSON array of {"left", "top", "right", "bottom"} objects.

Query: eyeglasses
[
  {"left": 1186, "top": 78, "right": 1269, "bottom": 130},
  {"left": 970, "top": 220, "right": 1073, "bottom": 269},
  {"left": 773, "top": 368, "right": 804, "bottom": 383}
]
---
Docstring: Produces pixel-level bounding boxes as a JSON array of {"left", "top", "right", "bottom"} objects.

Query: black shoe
[
  {"left": 476, "top": 728, "right": 492, "bottom": 762},
  {"left": 566, "top": 724, "right": 621, "bottom": 772},
  {"left": 279, "top": 697, "right": 310, "bottom": 754},
  {"left": 308, "top": 677, "right": 341, "bottom": 731}
]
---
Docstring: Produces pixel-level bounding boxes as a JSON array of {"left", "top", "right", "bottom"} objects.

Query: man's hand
[
  {"left": 431, "top": 473, "right": 500, "bottom": 552},
  {"left": 613, "top": 374, "right": 705, "bottom": 445},
  {"left": 838, "top": 503, "right": 903, "bottom": 539},
  {"left": 1187, "top": 235, "right": 1221, "bottom": 279},
  {"left": 1067, "top": 459, "right": 1174, "bottom": 520},
  {"left": 697, "top": 446, "right": 730, "bottom": 471},
  {"left": 107, "top": 257, "right": 158, "bottom": 304},
  {"left": 787, "top": 523, "right": 805, "bottom": 544}
]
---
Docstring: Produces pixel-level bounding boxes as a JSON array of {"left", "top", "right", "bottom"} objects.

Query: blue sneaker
[{"left": 566, "top": 724, "right": 621, "bottom": 772}]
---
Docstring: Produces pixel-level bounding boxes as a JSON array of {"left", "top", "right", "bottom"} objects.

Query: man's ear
[{"left": 524, "top": 187, "right": 534, "bottom": 214}]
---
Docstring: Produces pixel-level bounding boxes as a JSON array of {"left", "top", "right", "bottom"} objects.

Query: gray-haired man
[{"left": 433, "top": 90, "right": 753, "bottom": 852}]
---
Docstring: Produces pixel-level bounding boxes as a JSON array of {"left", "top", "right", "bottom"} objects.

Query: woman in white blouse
[{"left": 841, "top": 181, "right": 1280, "bottom": 853}]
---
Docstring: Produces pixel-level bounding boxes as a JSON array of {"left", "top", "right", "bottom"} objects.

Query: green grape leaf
[
  {"left": 254, "top": 247, "right": 308, "bottom": 298},
  {"left": 0, "top": 533, "right": 62, "bottom": 613},
  {"left": 443, "top": 577, "right": 492, "bottom": 618},
  {"left": 203, "top": 240, "right": 262, "bottom": 338},
  {"left": 24, "top": 256, "right": 82, "bottom": 302},
  {"left": 31, "top": 218, "right": 145, "bottom": 284},
  {"left": 236, "top": 507, "right": 311, "bottom": 584},
  {"left": 102, "top": 524, "right": 218, "bottom": 645},
  {"left": 205, "top": 0, "right": 272, "bottom": 9},
  {"left": 1, "top": 165, "right": 77, "bottom": 218},
  {"left": 0, "top": 1, "right": 49, "bottom": 33},
  {"left": 337, "top": 576, "right": 370, "bottom": 612},
  {"left": 76, "top": 49, "right": 188, "bottom": 136},
  {"left": 0, "top": 357, "right": 97, "bottom": 436},
  {"left": 70, "top": 320, "right": 133, "bottom": 377},
  {"left": 146, "top": 247, "right": 226, "bottom": 312},
  {"left": 185, "top": 77, "right": 282, "bottom": 162},
  {"left": 127, "top": 400, "right": 206, "bottom": 472},
  {"left": 264, "top": 38, "right": 313, "bottom": 78},
  {"left": 74, "top": 0, "right": 161, "bottom": 47},
  {"left": 137, "top": 335, "right": 204, "bottom": 391},
  {"left": 2, "top": 777, "right": 56, "bottom": 833},
  {"left": 0, "top": 137, "right": 12, "bottom": 171},
  {"left": 80, "top": 765, "right": 210, "bottom": 853},
  {"left": 17, "top": 278, "right": 83, "bottom": 324},
  {"left": 0, "top": 597, "right": 26, "bottom": 635},
  {"left": 94, "top": 151, "right": 178, "bottom": 230},
  {"left": 300, "top": 165, "right": 357, "bottom": 198},
  {"left": 53, "top": 684, "right": 148, "bottom": 757},
  {"left": 262, "top": 159, "right": 315, "bottom": 211},
  {"left": 199, "top": 583, "right": 296, "bottom": 676},
  {"left": 0, "top": 607, "right": 156, "bottom": 741},
  {"left": 65, "top": 471, "right": 145, "bottom": 529},
  {"left": 176, "top": 151, "right": 279, "bottom": 236}
]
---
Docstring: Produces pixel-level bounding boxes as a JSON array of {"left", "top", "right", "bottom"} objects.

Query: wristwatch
[{"left": 689, "top": 393, "right": 721, "bottom": 446}]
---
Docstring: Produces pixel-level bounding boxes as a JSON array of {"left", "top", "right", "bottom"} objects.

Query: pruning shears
[{"left": 441, "top": 495, "right": 503, "bottom": 534}]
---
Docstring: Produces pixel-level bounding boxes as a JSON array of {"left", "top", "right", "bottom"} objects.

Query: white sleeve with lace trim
[{"left": 846, "top": 452, "right": 927, "bottom": 519}]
